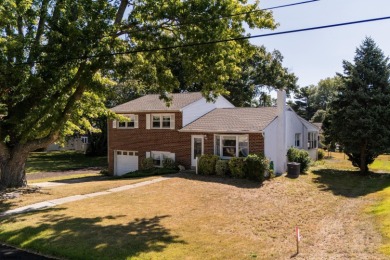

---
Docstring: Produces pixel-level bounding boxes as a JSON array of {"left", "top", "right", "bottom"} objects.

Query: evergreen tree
[{"left": 324, "top": 37, "right": 390, "bottom": 174}]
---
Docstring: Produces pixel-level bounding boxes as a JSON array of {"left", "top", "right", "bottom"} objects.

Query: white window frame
[
  {"left": 81, "top": 136, "right": 89, "bottom": 144},
  {"left": 148, "top": 151, "right": 175, "bottom": 167},
  {"left": 214, "top": 134, "right": 249, "bottom": 159},
  {"left": 308, "top": 132, "right": 317, "bottom": 149},
  {"left": 150, "top": 114, "right": 175, "bottom": 129},
  {"left": 294, "top": 133, "right": 301, "bottom": 148},
  {"left": 117, "top": 114, "right": 138, "bottom": 129}
]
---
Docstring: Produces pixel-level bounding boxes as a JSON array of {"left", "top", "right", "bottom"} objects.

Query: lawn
[
  {"left": 26, "top": 151, "right": 107, "bottom": 174},
  {"left": 0, "top": 152, "right": 390, "bottom": 259}
]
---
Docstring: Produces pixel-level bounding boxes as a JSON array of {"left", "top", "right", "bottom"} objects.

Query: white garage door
[{"left": 114, "top": 150, "right": 139, "bottom": 176}]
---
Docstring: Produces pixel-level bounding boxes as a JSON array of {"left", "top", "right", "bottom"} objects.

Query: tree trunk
[
  {"left": 360, "top": 140, "right": 368, "bottom": 175},
  {"left": 0, "top": 152, "right": 29, "bottom": 189}
]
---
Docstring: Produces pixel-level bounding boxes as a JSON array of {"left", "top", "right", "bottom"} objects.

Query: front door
[{"left": 191, "top": 135, "right": 204, "bottom": 167}]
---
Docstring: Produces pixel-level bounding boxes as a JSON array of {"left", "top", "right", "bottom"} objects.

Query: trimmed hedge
[
  {"left": 228, "top": 157, "right": 246, "bottom": 178},
  {"left": 141, "top": 157, "right": 154, "bottom": 170},
  {"left": 215, "top": 160, "right": 229, "bottom": 176},
  {"left": 317, "top": 149, "right": 325, "bottom": 160},
  {"left": 198, "top": 154, "right": 219, "bottom": 175},
  {"left": 245, "top": 154, "right": 269, "bottom": 182},
  {"left": 287, "top": 147, "right": 312, "bottom": 173},
  {"left": 162, "top": 158, "right": 176, "bottom": 169}
]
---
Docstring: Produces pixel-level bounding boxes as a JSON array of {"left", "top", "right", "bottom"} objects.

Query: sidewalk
[
  {"left": 1, "top": 175, "right": 174, "bottom": 217},
  {"left": 0, "top": 243, "right": 56, "bottom": 259}
]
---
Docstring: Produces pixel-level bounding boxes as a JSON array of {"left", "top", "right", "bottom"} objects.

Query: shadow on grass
[
  {"left": 0, "top": 209, "right": 185, "bottom": 259},
  {"left": 176, "top": 172, "right": 263, "bottom": 189},
  {"left": 51, "top": 175, "right": 111, "bottom": 184},
  {"left": 26, "top": 151, "right": 107, "bottom": 173},
  {"left": 312, "top": 168, "right": 390, "bottom": 198}
]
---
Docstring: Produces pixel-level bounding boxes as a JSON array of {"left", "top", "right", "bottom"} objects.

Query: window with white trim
[
  {"left": 118, "top": 114, "right": 138, "bottom": 129},
  {"left": 81, "top": 136, "right": 89, "bottom": 144},
  {"left": 295, "top": 133, "right": 301, "bottom": 147},
  {"left": 308, "top": 132, "right": 317, "bottom": 149},
  {"left": 214, "top": 134, "right": 249, "bottom": 158},
  {"left": 149, "top": 151, "right": 175, "bottom": 167},
  {"left": 151, "top": 114, "right": 174, "bottom": 129}
]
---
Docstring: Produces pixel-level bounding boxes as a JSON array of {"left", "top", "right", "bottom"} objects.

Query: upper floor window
[
  {"left": 308, "top": 132, "right": 317, "bottom": 149},
  {"left": 118, "top": 114, "right": 138, "bottom": 129},
  {"left": 151, "top": 114, "right": 174, "bottom": 129}
]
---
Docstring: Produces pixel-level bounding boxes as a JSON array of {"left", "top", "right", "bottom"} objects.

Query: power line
[
  {"left": 161, "top": 0, "right": 320, "bottom": 27},
  {"left": 15, "top": 15, "right": 390, "bottom": 65},
  {"left": 11, "top": 0, "right": 319, "bottom": 53},
  {"left": 122, "top": 0, "right": 320, "bottom": 34}
]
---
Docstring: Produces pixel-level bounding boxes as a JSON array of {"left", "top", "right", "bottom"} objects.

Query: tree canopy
[
  {"left": 223, "top": 46, "right": 298, "bottom": 107},
  {"left": 0, "top": 0, "right": 277, "bottom": 187},
  {"left": 290, "top": 76, "right": 341, "bottom": 121},
  {"left": 323, "top": 37, "right": 390, "bottom": 174}
]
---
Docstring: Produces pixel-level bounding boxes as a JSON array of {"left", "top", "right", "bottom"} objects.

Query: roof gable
[
  {"left": 111, "top": 92, "right": 204, "bottom": 113},
  {"left": 180, "top": 107, "right": 278, "bottom": 133}
]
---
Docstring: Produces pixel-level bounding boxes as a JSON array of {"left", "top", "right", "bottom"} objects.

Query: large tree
[
  {"left": 323, "top": 37, "right": 390, "bottom": 174},
  {"left": 291, "top": 76, "right": 341, "bottom": 121},
  {"left": 0, "top": 0, "right": 277, "bottom": 188},
  {"left": 223, "top": 46, "right": 298, "bottom": 107}
]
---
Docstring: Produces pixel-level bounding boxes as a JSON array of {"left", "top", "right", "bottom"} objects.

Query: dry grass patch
[
  {"left": 2, "top": 172, "right": 382, "bottom": 259},
  {"left": 1, "top": 153, "right": 390, "bottom": 259},
  {"left": 1, "top": 176, "right": 159, "bottom": 212}
]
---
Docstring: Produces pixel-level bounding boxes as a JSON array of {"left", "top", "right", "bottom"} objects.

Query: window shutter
[
  {"left": 134, "top": 115, "right": 139, "bottom": 128},
  {"left": 112, "top": 120, "right": 117, "bottom": 128},
  {"left": 146, "top": 114, "right": 150, "bottom": 129},
  {"left": 146, "top": 152, "right": 151, "bottom": 158},
  {"left": 170, "top": 114, "right": 175, "bottom": 129}
]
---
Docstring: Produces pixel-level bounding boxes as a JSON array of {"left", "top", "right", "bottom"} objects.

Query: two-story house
[{"left": 108, "top": 91, "right": 319, "bottom": 176}]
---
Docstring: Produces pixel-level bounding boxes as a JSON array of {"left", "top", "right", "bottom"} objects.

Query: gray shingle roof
[
  {"left": 180, "top": 107, "right": 278, "bottom": 132},
  {"left": 111, "top": 92, "right": 203, "bottom": 112}
]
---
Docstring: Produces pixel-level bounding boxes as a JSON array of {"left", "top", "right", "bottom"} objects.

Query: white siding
[
  {"left": 181, "top": 96, "right": 234, "bottom": 126},
  {"left": 264, "top": 118, "right": 280, "bottom": 173},
  {"left": 264, "top": 109, "right": 319, "bottom": 174},
  {"left": 213, "top": 96, "right": 236, "bottom": 108}
]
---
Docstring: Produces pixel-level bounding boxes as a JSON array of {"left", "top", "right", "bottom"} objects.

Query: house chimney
[{"left": 276, "top": 90, "right": 287, "bottom": 174}]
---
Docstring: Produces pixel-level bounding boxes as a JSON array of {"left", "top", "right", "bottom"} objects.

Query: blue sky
[{"left": 248, "top": 0, "right": 390, "bottom": 87}]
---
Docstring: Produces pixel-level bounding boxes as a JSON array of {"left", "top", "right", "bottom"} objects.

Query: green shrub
[
  {"left": 229, "top": 157, "right": 246, "bottom": 178},
  {"left": 198, "top": 154, "right": 219, "bottom": 175},
  {"left": 215, "top": 160, "right": 229, "bottom": 176},
  {"left": 141, "top": 157, "right": 154, "bottom": 170},
  {"left": 245, "top": 154, "right": 269, "bottom": 182},
  {"left": 287, "top": 147, "right": 312, "bottom": 173},
  {"left": 162, "top": 158, "right": 176, "bottom": 169},
  {"left": 317, "top": 149, "right": 325, "bottom": 160}
]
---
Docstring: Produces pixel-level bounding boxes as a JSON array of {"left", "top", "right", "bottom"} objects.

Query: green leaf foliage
[
  {"left": 228, "top": 157, "right": 246, "bottom": 178},
  {"left": 287, "top": 147, "right": 311, "bottom": 173},
  {"left": 198, "top": 154, "right": 219, "bottom": 175},
  {"left": 244, "top": 153, "right": 269, "bottom": 182},
  {"left": 290, "top": 76, "right": 342, "bottom": 121},
  {"left": 0, "top": 0, "right": 277, "bottom": 187},
  {"left": 223, "top": 46, "right": 298, "bottom": 107},
  {"left": 323, "top": 37, "right": 390, "bottom": 174},
  {"left": 215, "top": 159, "right": 230, "bottom": 176}
]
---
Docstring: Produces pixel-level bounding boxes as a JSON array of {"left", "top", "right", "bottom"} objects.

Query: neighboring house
[
  {"left": 46, "top": 135, "right": 89, "bottom": 153},
  {"left": 108, "top": 91, "right": 319, "bottom": 176}
]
